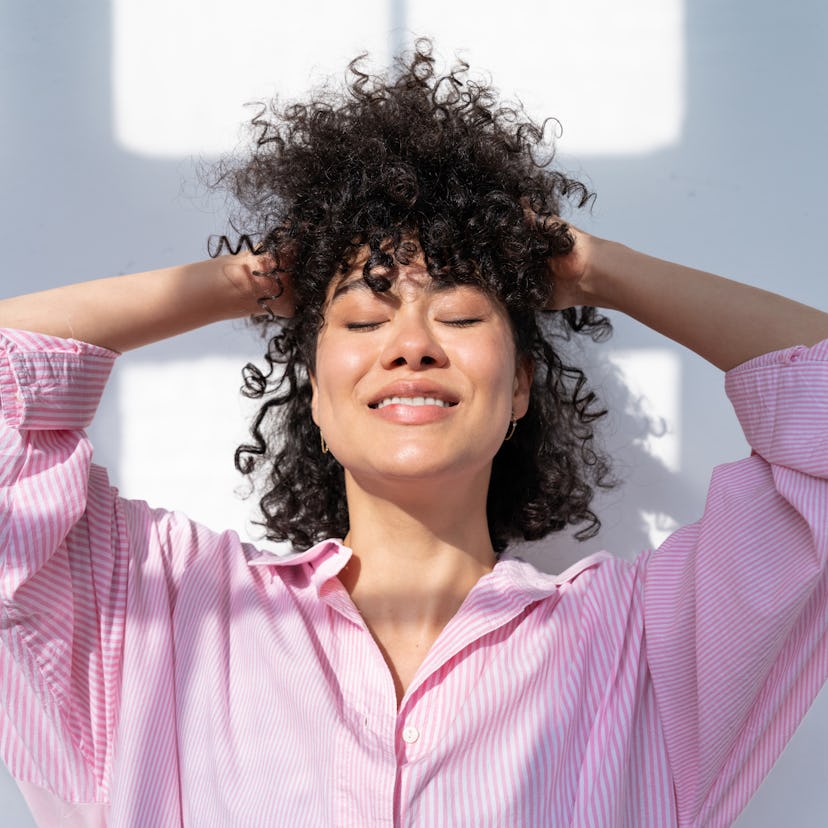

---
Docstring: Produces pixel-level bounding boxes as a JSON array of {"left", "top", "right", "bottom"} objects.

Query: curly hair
[{"left": 211, "top": 39, "right": 614, "bottom": 553}]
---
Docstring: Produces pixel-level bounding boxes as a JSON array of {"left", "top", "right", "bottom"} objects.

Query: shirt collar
[
  {"left": 496, "top": 549, "right": 612, "bottom": 596},
  {"left": 247, "top": 538, "right": 352, "bottom": 598},
  {"left": 246, "top": 538, "right": 347, "bottom": 568},
  {"left": 247, "top": 538, "right": 610, "bottom": 600}
]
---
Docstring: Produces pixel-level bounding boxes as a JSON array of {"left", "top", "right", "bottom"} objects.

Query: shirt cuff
[
  {"left": 0, "top": 329, "right": 118, "bottom": 431},
  {"left": 725, "top": 338, "right": 828, "bottom": 477}
]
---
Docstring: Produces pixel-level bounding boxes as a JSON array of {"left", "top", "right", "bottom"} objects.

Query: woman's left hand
[
  {"left": 530, "top": 217, "right": 610, "bottom": 310},
  {"left": 539, "top": 218, "right": 828, "bottom": 371},
  {"left": 543, "top": 220, "right": 598, "bottom": 310}
]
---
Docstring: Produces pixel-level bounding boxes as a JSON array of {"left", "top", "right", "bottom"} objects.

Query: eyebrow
[
  {"left": 330, "top": 279, "right": 373, "bottom": 302},
  {"left": 330, "top": 277, "right": 464, "bottom": 304}
]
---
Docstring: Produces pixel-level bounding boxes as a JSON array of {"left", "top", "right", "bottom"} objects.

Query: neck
[{"left": 340, "top": 468, "right": 497, "bottom": 631}]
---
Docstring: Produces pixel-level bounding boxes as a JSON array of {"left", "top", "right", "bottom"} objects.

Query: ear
[
  {"left": 309, "top": 369, "right": 320, "bottom": 426},
  {"left": 512, "top": 355, "right": 533, "bottom": 419}
]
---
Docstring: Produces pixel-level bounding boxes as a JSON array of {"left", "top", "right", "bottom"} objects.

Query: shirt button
[{"left": 402, "top": 725, "right": 420, "bottom": 744}]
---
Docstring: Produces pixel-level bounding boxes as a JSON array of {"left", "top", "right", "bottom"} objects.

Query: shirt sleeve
[
  {"left": 0, "top": 328, "right": 126, "bottom": 809},
  {"left": 642, "top": 339, "right": 828, "bottom": 827}
]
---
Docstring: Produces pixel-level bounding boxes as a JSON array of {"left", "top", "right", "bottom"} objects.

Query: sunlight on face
[{"left": 310, "top": 262, "right": 531, "bottom": 487}]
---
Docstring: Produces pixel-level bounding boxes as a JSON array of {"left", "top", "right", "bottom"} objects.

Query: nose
[{"left": 379, "top": 310, "right": 448, "bottom": 369}]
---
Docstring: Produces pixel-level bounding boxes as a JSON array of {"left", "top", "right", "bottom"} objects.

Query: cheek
[
  {"left": 313, "top": 339, "right": 369, "bottom": 417},
  {"left": 458, "top": 337, "right": 517, "bottom": 396}
]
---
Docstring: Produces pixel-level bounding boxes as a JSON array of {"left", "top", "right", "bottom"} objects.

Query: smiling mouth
[{"left": 369, "top": 396, "right": 459, "bottom": 410}]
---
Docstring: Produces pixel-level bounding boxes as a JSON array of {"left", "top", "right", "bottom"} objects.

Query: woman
[{"left": 1, "top": 43, "right": 827, "bottom": 827}]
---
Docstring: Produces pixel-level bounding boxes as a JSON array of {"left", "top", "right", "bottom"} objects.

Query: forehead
[
  {"left": 327, "top": 243, "right": 499, "bottom": 305},
  {"left": 328, "top": 266, "right": 468, "bottom": 303}
]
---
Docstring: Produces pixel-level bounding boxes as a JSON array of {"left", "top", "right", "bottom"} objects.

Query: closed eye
[
  {"left": 442, "top": 318, "right": 482, "bottom": 327},
  {"left": 346, "top": 321, "right": 384, "bottom": 331}
]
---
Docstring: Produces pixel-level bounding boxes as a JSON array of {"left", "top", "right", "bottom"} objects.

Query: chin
[{"left": 345, "top": 448, "right": 493, "bottom": 488}]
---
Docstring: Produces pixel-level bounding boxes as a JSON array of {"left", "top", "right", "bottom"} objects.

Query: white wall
[{"left": 2, "top": 1, "right": 827, "bottom": 824}]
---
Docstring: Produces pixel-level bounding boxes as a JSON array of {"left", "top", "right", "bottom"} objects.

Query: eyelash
[
  {"left": 445, "top": 318, "right": 481, "bottom": 327},
  {"left": 346, "top": 321, "right": 383, "bottom": 331},
  {"left": 345, "top": 318, "right": 482, "bottom": 331}
]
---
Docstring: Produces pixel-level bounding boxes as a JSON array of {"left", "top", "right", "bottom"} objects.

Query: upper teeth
[{"left": 375, "top": 396, "right": 452, "bottom": 409}]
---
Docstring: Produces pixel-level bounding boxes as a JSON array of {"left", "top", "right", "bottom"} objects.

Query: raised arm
[
  {"left": 550, "top": 226, "right": 828, "bottom": 371},
  {"left": 0, "top": 252, "right": 291, "bottom": 353}
]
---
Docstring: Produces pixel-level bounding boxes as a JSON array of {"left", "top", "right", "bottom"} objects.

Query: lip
[
  {"left": 371, "top": 401, "right": 456, "bottom": 425},
  {"left": 367, "top": 380, "right": 460, "bottom": 409}
]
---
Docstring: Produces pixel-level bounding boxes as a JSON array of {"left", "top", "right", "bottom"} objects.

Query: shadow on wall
[{"left": 514, "top": 336, "right": 700, "bottom": 574}]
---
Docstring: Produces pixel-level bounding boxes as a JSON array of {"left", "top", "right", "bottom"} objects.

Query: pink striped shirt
[{"left": 1, "top": 328, "right": 826, "bottom": 827}]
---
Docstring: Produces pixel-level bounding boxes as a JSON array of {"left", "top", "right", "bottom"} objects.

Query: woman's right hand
[
  {"left": 216, "top": 250, "right": 295, "bottom": 321},
  {"left": 0, "top": 251, "right": 295, "bottom": 354}
]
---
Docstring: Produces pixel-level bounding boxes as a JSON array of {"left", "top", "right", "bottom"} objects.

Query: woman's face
[{"left": 310, "top": 254, "right": 532, "bottom": 489}]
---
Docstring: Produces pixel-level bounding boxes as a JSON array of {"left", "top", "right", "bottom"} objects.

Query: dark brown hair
[{"left": 211, "top": 39, "right": 613, "bottom": 552}]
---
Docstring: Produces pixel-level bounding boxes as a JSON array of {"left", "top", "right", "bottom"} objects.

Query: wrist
[{"left": 576, "top": 237, "right": 630, "bottom": 310}]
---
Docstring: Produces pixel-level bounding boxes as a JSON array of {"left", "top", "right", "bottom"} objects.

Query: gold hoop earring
[
  {"left": 320, "top": 432, "right": 329, "bottom": 454},
  {"left": 504, "top": 415, "right": 517, "bottom": 442}
]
